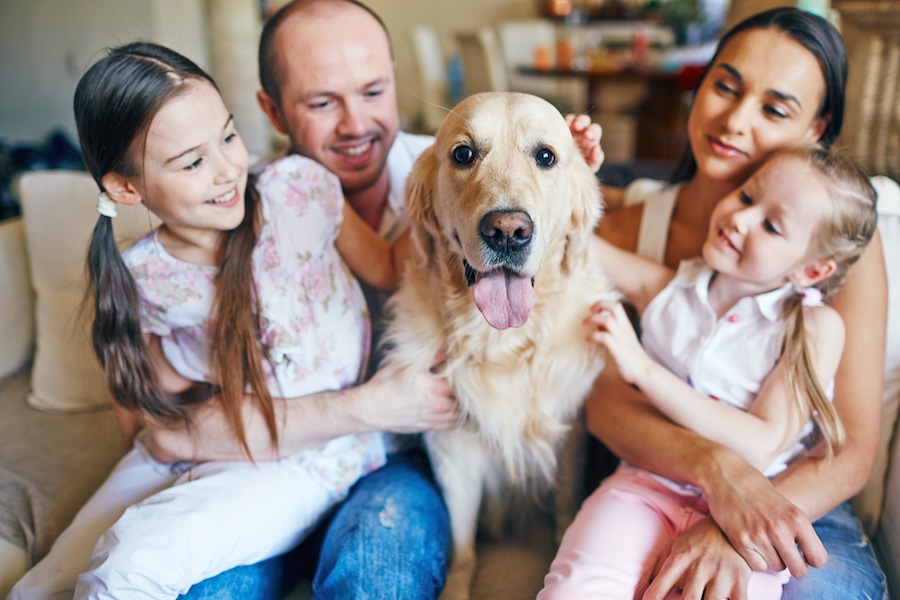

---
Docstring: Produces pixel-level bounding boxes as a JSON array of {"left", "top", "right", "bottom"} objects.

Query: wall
[
  {"left": 0, "top": 0, "right": 537, "bottom": 150},
  {"left": 0, "top": 0, "right": 208, "bottom": 147},
  {"left": 343, "top": 0, "right": 540, "bottom": 130}
]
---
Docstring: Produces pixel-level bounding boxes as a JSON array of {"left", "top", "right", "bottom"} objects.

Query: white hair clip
[{"left": 96, "top": 191, "right": 118, "bottom": 218}]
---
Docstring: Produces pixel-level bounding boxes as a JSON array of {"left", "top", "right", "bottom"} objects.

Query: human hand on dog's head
[{"left": 565, "top": 113, "right": 604, "bottom": 173}]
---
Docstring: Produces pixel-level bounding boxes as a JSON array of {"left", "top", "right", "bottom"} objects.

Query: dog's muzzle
[
  {"left": 479, "top": 209, "right": 533, "bottom": 267},
  {"left": 460, "top": 209, "right": 538, "bottom": 330}
]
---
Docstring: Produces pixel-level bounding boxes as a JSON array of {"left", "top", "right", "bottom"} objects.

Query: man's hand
[
  {"left": 644, "top": 517, "right": 752, "bottom": 600},
  {"left": 565, "top": 113, "right": 604, "bottom": 173},
  {"left": 361, "top": 361, "right": 459, "bottom": 433},
  {"left": 142, "top": 357, "right": 459, "bottom": 463}
]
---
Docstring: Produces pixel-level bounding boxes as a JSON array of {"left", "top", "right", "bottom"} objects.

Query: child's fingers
[{"left": 590, "top": 298, "right": 620, "bottom": 312}]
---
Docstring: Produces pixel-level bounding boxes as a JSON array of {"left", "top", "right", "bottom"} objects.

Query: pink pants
[{"left": 539, "top": 465, "right": 789, "bottom": 600}]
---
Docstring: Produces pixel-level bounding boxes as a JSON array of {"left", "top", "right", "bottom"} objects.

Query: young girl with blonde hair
[{"left": 540, "top": 145, "right": 878, "bottom": 599}]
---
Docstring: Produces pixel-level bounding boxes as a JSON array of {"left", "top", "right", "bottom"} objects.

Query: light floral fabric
[{"left": 122, "top": 154, "right": 382, "bottom": 493}]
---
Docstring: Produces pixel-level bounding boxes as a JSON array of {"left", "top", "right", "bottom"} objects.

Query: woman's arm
[
  {"left": 595, "top": 201, "right": 643, "bottom": 250},
  {"left": 336, "top": 202, "right": 410, "bottom": 293},
  {"left": 636, "top": 232, "right": 887, "bottom": 600},
  {"left": 590, "top": 235, "right": 673, "bottom": 311},
  {"left": 587, "top": 368, "right": 827, "bottom": 580},
  {"left": 766, "top": 231, "right": 886, "bottom": 515}
]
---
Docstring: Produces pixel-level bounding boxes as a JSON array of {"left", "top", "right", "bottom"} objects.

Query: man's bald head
[{"left": 258, "top": 0, "right": 392, "bottom": 109}]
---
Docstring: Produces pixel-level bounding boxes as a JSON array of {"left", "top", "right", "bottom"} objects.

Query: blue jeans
[
  {"left": 180, "top": 450, "right": 450, "bottom": 600},
  {"left": 781, "top": 501, "right": 888, "bottom": 600}
]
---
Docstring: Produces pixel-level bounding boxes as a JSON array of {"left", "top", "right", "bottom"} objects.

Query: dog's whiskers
[{"left": 463, "top": 260, "right": 478, "bottom": 287}]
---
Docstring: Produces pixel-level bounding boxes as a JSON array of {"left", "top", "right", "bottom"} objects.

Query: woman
[{"left": 590, "top": 8, "right": 889, "bottom": 599}]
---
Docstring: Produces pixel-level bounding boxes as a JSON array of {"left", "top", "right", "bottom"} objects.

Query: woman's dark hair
[
  {"left": 75, "top": 41, "right": 277, "bottom": 457},
  {"left": 670, "top": 7, "right": 847, "bottom": 183}
]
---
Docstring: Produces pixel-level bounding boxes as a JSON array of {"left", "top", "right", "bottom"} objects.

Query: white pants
[{"left": 9, "top": 442, "right": 352, "bottom": 600}]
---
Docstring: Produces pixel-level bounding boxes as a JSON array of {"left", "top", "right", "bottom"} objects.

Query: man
[{"left": 178, "top": 2, "right": 602, "bottom": 597}]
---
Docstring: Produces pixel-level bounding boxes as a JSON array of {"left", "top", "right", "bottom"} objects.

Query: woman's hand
[
  {"left": 644, "top": 517, "right": 752, "bottom": 600},
  {"left": 565, "top": 113, "right": 604, "bottom": 173},
  {"left": 700, "top": 455, "right": 828, "bottom": 576}
]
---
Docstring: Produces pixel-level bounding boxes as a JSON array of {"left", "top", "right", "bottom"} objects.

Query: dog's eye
[
  {"left": 534, "top": 147, "right": 556, "bottom": 169},
  {"left": 452, "top": 145, "right": 476, "bottom": 166}
]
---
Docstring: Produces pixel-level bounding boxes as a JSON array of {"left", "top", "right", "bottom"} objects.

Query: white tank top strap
[
  {"left": 622, "top": 178, "right": 681, "bottom": 262},
  {"left": 873, "top": 176, "right": 900, "bottom": 216}
]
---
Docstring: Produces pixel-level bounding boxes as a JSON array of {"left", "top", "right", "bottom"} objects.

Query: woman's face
[{"left": 688, "top": 28, "right": 828, "bottom": 189}]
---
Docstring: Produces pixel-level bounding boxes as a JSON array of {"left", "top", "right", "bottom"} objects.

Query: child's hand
[
  {"left": 586, "top": 299, "right": 650, "bottom": 386},
  {"left": 565, "top": 113, "right": 604, "bottom": 173}
]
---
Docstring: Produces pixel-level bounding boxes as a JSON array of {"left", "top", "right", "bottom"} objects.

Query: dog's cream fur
[{"left": 382, "top": 92, "right": 616, "bottom": 599}]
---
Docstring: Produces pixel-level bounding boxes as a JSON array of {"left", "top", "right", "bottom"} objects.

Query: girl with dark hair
[
  {"left": 542, "top": 146, "right": 878, "bottom": 598},
  {"left": 9, "top": 41, "right": 451, "bottom": 599},
  {"left": 592, "top": 7, "right": 890, "bottom": 599}
]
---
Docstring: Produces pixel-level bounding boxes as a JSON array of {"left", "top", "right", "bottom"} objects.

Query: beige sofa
[{"left": 1, "top": 168, "right": 899, "bottom": 599}]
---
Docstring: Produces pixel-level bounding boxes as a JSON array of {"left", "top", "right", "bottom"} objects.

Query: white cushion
[
  {"left": 0, "top": 536, "right": 28, "bottom": 598},
  {"left": 853, "top": 176, "right": 900, "bottom": 535},
  {"left": 0, "top": 218, "right": 34, "bottom": 379},
  {"left": 17, "top": 170, "right": 160, "bottom": 412}
]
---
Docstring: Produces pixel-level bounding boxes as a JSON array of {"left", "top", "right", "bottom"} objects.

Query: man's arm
[
  {"left": 337, "top": 202, "right": 412, "bottom": 293},
  {"left": 142, "top": 334, "right": 458, "bottom": 462}
]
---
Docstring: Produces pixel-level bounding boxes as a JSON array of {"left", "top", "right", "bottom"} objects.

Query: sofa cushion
[
  {"left": 854, "top": 176, "right": 900, "bottom": 535},
  {"left": 0, "top": 218, "right": 34, "bottom": 380},
  {"left": 0, "top": 369, "right": 122, "bottom": 566},
  {"left": 17, "top": 170, "right": 160, "bottom": 412}
]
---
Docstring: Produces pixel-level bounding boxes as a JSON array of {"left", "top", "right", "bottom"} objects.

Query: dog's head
[{"left": 406, "top": 92, "right": 602, "bottom": 330}]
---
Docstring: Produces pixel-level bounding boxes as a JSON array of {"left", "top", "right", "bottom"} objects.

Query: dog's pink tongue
[{"left": 472, "top": 271, "right": 537, "bottom": 330}]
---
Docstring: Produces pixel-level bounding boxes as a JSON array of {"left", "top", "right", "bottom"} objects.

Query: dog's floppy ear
[
  {"left": 405, "top": 145, "right": 441, "bottom": 260},
  {"left": 563, "top": 154, "right": 604, "bottom": 273}
]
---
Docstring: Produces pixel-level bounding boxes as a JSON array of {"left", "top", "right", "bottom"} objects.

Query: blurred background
[{"left": 0, "top": 0, "right": 861, "bottom": 219}]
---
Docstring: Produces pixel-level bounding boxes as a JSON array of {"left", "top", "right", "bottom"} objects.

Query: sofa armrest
[{"left": 0, "top": 218, "right": 35, "bottom": 379}]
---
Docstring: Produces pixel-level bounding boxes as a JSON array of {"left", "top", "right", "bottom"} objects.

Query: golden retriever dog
[{"left": 382, "top": 92, "right": 615, "bottom": 599}]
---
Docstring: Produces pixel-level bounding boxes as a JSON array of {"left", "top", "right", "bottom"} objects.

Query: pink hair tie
[{"left": 796, "top": 285, "right": 823, "bottom": 307}]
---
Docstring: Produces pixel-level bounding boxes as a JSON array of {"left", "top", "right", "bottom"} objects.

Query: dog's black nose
[{"left": 480, "top": 210, "right": 533, "bottom": 257}]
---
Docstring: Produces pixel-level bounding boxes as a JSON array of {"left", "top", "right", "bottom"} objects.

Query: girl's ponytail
[
  {"left": 779, "top": 146, "right": 877, "bottom": 460},
  {"left": 781, "top": 293, "right": 844, "bottom": 459},
  {"left": 87, "top": 216, "right": 214, "bottom": 421}
]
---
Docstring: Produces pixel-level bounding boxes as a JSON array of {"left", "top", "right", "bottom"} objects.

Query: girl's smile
[{"left": 207, "top": 186, "right": 241, "bottom": 207}]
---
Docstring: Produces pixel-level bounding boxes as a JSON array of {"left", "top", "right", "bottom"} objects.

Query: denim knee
[
  {"left": 781, "top": 501, "right": 888, "bottom": 600},
  {"left": 313, "top": 451, "right": 450, "bottom": 599},
  {"left": 180, "top": 559, "right": 283, "bottom": 600}
]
